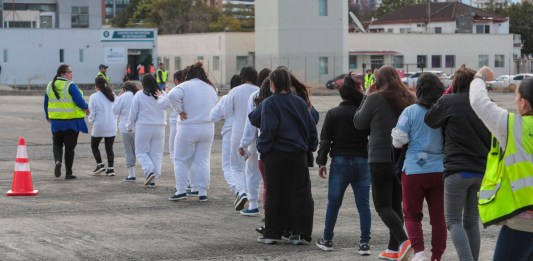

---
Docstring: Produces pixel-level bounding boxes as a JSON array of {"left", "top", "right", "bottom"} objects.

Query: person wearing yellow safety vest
[
  {"left": 364, "top": 69, "right": 374, "bottom": 90},
  {"left": 44, "top": 64, "right": 89, "bottom": 180},
  {"left": 156, "top": 63, "right": 168, "bottom": 91},
  {"left": 469, "top": 66, "right": 533, "bottom": 261},
  {"left": 97, "top": 64, "right": 110, "bottom": 83}
]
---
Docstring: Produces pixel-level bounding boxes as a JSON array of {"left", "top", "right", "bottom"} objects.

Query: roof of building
[{"left": 371, "top": 2, "right": 508, "bottom": 25}]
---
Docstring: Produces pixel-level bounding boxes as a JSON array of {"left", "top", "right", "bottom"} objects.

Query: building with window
[
  {"left": 104, "top": 0, "right": 131, "bottom": 24},
  {"left": 0, "top": 0, "right": 157, "bottom": 86}
]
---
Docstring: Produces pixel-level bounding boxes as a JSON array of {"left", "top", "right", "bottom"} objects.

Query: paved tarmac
[{"left": 0, "top": 92, "right": 515, "bottom": 260}]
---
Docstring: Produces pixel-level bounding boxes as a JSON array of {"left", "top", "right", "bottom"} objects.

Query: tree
[{"left": 495, "top": 2, "right": 533, "bottom": 55}]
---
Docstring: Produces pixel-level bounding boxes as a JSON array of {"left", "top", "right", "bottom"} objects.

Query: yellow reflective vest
[
  {"left": 156, "top": 69, "right": 168, "bottom": 84},
  {"left": 364, "top": 74, "right": 374, "bottom": 90},
  {"left": 478, "top": 113, "right": 533, "bottom": 227},
  {"left": 97, "top": 72, "right": 110, "bottom": 83},
  {"left": 46, "top": 80, "right": 86, "bottom": 119}
]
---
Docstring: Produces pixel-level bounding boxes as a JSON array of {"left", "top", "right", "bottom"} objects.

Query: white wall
[{"left": 58, "top": 0, "right": 102, "bottom": 29}]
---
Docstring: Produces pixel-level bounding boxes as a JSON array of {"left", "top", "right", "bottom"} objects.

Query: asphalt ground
[{"left": 0, "top": 92, "right": 516, "bottom": 260}]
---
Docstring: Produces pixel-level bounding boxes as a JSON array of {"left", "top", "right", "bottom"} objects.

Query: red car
[{"left": 326, "top": 73, "right": 364, "bottom": 90}]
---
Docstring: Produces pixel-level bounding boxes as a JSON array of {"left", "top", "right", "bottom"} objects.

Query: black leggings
[
  {"left": 91, "top": 136, "right": 115, "bottom": 168},
  {"left": 53, "top": 130, "right": 79, "bottom": 176}
]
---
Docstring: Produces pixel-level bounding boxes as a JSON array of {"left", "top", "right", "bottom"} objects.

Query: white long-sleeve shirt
[
  {"left": 88, "top": 91, "right": 117, "bottom": 137},
  {"left": 240, "top": 90, "right": 259, "bottom": 148},
  {"left": 126, "top": 91, "right": 167, "bottom": 131},
  {"left": 224, "top": 83, "right": 259, "bottom": 139},
  {"left": 112, "top": 91, "right": 134, "bottom": 133},
  {"left": 210, "top": 95, "right": 233, "bottom": 135},
  {"left": 166, "top": 78, "right": 218, "bottom": 125}
]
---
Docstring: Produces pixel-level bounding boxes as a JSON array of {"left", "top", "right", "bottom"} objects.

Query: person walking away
[
  {"left": 97, "top": 64, "right": 110, "bottom": 83},
  {"left": 166, "top": 62, "right": 218, "bottom": 202},
  {"left": 112, "top": 81, "right": 140, "bottom": 182},
  {"left": 44, "top": 64, "right": 89, "bottom": 180},
  {"left": 354, "top": 65, "right": 415, "bottom": 261},
  {"left": 392, "top": 72, "right": 447, "bottom": 261},
  {"left": 424, "top": 67, "right": 491, "bottom": 261},
  {"left": 156, "top": 63, "right": 168, "bottom": 91},
  {"left": 137, "top": 64, "right": 145, "bottom": 81},
  {"left": 126, "top": 74, "right": 167, "bottom": 188},
  {"left": 470, "top": 66, "right": 533, "bottom": 261},
  {"left": 315, "top": 72, "right": 372, "bottom": 255},
  {"left": 88, "top": 77, "right": 117, "bottom": 176}
]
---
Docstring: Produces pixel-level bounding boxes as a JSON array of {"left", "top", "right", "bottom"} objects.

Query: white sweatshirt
[
  {"left": 88, "top": 91, "right": 117, "bottom": 137},
  {"left": 210, "top": 95, "right": 233, "bottom": 136},
  {"left": 126, "top": 91, "right": 167, "bottom": 131},
  {"left": 224, "top": 83, "right": 259, "bottom": 138},
  {"left": 112, "top": 91, "right": 135, "bottom": 133},
  {"left": 239, "top": 90, "right": 259, "bottom": 148},
  {"left": 166, "top": 78, "right": 218, "bottom": 125}
]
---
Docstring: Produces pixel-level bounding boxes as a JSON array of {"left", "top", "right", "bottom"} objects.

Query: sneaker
[
  {"left": 315, "top": 238, "right": 333, "bottom": 251},
  {"left": 92, "top": 163, "right": 105, "bottom": 174},
  {"left": 234, "top": 193, "right": 248, "bottom": 211},
  {"left": 398, "top": 240, "right": 413, "bottom": 261},
  {"left": 168, "top": 193, "right": 187, "bottom": 201},
  {"left": 65, "top": 175, "right": 77, "bottom": 180},
  {"left": 411, "top": 252, "right": 429, "bottom": 261},
  {"left": 144, "top": 172, "right": 155, "bottom": 186},
  {"left": 240, "top": 208, "right": 260, "bottom": 216},
  {"left": 358, "top": 243, "right": 370, "bottom": 256},
  {"left": 199, "top": 195, "right": 208, "bottom": 202},
  {"left": 289, "top": 235, "right": 311, "bottom": 245},
  {"left": 186, "top": 191, "right": 199, "bottom": 196},
  {"left": 105, "top": 169, "right": 115, "bottom": 176},
  {"left": 186, "top": 186, "right": 192, "bottom": 194},
  {"left": 123, "top": 177, "right": 136, "bottom": 182},
  {"left": 54, "top": 161, "right": 62, "bottom": 177},
  {"left": 282, "top": 230, "right": 292, "bottom": 241},
  {"left": 379, "top": 251, "right": 399, "bottom": 260},
  {"left": 149, "top": 182, "right": 155, "bottom": 188},
  {"left": 255, "top": 226, "right": 264, "bottom": 235},
  {"left": 257, "top": 236, "right": 278, "bottom": 244}
]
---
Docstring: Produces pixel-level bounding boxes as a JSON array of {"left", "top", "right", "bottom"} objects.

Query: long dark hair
[
  {"left": 95, "top": 77, "right": 115, "bottom": 102},
  {"left": 289, "top": 72, "right": 311, "bottom": 107},
  {"left": 122, "top": 81, "right": 140, "bottom": 94},
  {"left": 375, "top": 65, "right": 415, "bottom": 116},
  {"left": 51, "top": 64, "right": 70, "bottom": 99},
  {"left": 257, "top": 68, "right": 271, "bottom": 87},
  {"left": 269, "top": 68, "right": 291, "bottom": 93},
  {"left": 415, "top": 72, "right": 445, "bottom": 109},
  {"left": 173, "top": 70, "right": 184, "bottom": 83},
  {"left": 451, "top": 67, "right": 476, "bottom": 93},
  {"left": 254, "top": 78, "right": 273, "bottom": 107},
  {"left": 186, "top": 62, "right": 214, "bottom": 89},
  {"left": 240, "top": 66, "right": 258, "bottom": 84},
  {"left": 339, "top": 71, "right": 364, "bottom": 103},
  {"left": 230, "top": 74, "right": 242, "bottom": 89},
  {"left": 141, "top": 74, "right": 159, "bottom": 100}
]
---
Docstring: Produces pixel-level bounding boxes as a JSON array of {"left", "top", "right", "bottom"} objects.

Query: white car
[
  {"left": 507, "top": 74, "right": 533, "bottom": 91},
  {"left": 486, "top": 75, "right": 513, "bottom": 90},
  {"left": 403, "top": 71, "right": 452, "bottom": 90}
]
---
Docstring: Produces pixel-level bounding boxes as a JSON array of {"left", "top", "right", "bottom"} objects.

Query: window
[
  {"left": 213, "top": 56, "right": 220, "bottom": 71},
  {"left": 370, "top": 55, "right": 384, "bottom": 69},
  {"left": 174, "top": 57, "right": 181, "bottom": 70},
  {"left": 59, "top": 49, "right": 64, "bottom": 63},
  {"left": 197, "top": 56, "right": 204, "bottom": 62},
  {"left": 71, "top": 6, "right": 89, "bottom": 28},
  {"left": 3, "top": 49, "right": 7, "bottom": 63},
  {"left": 318, "top": 0, "right": 328, "bottom": 16},
  {"left": 495, "top": 55, "right": 504, "bottom": 68},
  {"left": 236, "top": 56, "right": 248, "bottom": 71},
  {"left": 478, "top": 55, "right": 489, "bottom": 68},
  {"left": 435, "top": 27, "right": 442, "bottom": 34},
  {"left": 393, "top": 55, "right": 404, "bottom": 68},
  {"left": 445, "top": 55, "right": 455, "bottom": 68},
  {"left": 349, "top": 55, "right": 357, "bottom": 70},
  {"left": 79, "top": 49, "right": 84, "bottom": 62},
  {"left": 431, "top": 55, "right": 441, "bottom": 68},
  {"left": 400, "top": 28, "right": 411, "bottom": 33},
  {"left": 417, "top": 55, "right": 427, "bottom": 68},
  {"left": 387, "top": 28, "right": 393, "bottom": 33},
  {"left": 476, "top": 25, "right": 490, "bottom": 34},
  {"left": 319, "top": 57, "right": 328, "bottom": 74}
]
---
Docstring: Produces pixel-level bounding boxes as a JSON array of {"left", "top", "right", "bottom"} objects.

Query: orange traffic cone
[{"left": 6, "top": 137, "right": 38, "bottom": 196}]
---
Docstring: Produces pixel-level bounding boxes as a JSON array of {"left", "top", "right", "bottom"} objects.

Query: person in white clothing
[
  {"left": 165, "top": 62, "right": 218, "bottom": 202},
  {"left": 210, "top": 74, "right": 241, "bottom": 199},
  {"left": 88, "top": 77, "right": 117, "bottom": 176},
  {"left": 224, "top": 67, "right": 260, "bottom": 211},
  {"left": 112, "top": 81, "right": 140, "bottom": 181},
  {"left": 126, "top": 74, "right": 167, "bottom": 188}
]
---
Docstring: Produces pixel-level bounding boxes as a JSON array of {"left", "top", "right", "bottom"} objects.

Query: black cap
[{"left": 99, "top": 64, "right": 109, "bottom": 69}]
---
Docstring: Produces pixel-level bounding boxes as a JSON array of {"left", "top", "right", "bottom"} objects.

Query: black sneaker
[
  {"left": 257, "top": 236, "right": 279, "bottom": 244},
  {"left": 123, "top": 177, "right": 136, "bottom": 182},
  {"left": 234, "top": 193, "right": 248, "bottom": 211},
  {"left": 92, "top": 163, "right": 105, "bottom": 174},
  {"left": 169, "top": 193, "right": 187, "bottom": 201},
  {"left": 316, "top": 238, "right": 333, "bottom": 251},
  {"left": 149, "top": 182, "right": 155, "bottom": 188},
  {"left": 289, "top": 235, "right": 311, "bottom": 245},
  {"left": 54, "top": 161, "right": 62, "bottom": 177},
  {"left": 144, "top": 172, "right": 155, "bottom": 186},
  {"left": 105, "top": 168, "right": 115, "bottom": 176},
  {"left": 65, "top": 175, "right": 77, "bottom": 180},
  {"left": 199, "top": 195, "right": 208, "bottom": 202},
  {"left": 358, "top": 243, "right": 370, "bottom": 256},
  {"left": 255, "top": 226, "right": 265, "bottom": 235}
]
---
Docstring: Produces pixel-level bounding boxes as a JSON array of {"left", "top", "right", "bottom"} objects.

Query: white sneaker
[{"left": 411, "top": 251, "right": 428, "bottom": 261}]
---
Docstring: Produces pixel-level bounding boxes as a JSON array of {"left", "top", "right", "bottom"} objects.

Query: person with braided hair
[{"left": 44, "top": 64, "right": 89, "bottom": 180}]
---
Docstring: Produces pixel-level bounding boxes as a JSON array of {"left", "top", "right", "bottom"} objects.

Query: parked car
[
  {"left": 400, "top": 72, "right": 415, "bottom": 84},
  {"left": 486, "top": 75, "right": 513, "bottom": 90},
  {"left": 403, "top": 71, "right": 452, "bottom": 90},
  {"left": 326, "top": 73, "right": 363, "bottom": 90},
  {"left": 507, "top": 74, "right": 533, "bottom": 91}
]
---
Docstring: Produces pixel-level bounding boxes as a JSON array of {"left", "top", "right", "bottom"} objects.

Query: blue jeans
[
  {"left": 158, "top": 83, "right": 165, "bottom": 91},
  {"left": 494, "top": 225, "right": 533, "bottom": 261},
  {"left": 323, "top": 156, "right": 371, "bottom": 243}
]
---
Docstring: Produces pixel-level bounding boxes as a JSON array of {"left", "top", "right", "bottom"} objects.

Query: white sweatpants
[
  {"left": 169, "top": 123, "right": 177, "bottom": 160},
  {"left": 135, "top": 126, "right": 165, "bottom": 182},
  {"left": 221, "top": 131, "right": 237, "bottom": 194},
  {"left": 173, "top": 123, "right": 214, "bottom": 196},
  {"left": 245, "top": 142, "right": 261, "bottom": 210},
  {"left": 229, "top": 136, "right": 246, "bottom": 195}
]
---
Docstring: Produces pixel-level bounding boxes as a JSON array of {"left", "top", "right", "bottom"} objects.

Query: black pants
[
  {"left": 370, "top": 162, "right": 408, "bottom": 251},
  {"left": 91, "top": 136, "right": 115, "bottom": 168},
  {"left": 262, "top": 150, "right": 314, "bottom": 240},
  {"left": 52, "top": 130, "right": 79, "bottom": 176}
]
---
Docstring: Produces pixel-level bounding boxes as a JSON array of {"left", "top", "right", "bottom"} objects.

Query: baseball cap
[{"left": 99, "top": 64, "right": 109, "bottom": 69}]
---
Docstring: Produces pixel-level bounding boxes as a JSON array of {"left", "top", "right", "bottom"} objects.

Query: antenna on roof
[{"left": 349, "top": 11, "right": 366, "bottom": 33}]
